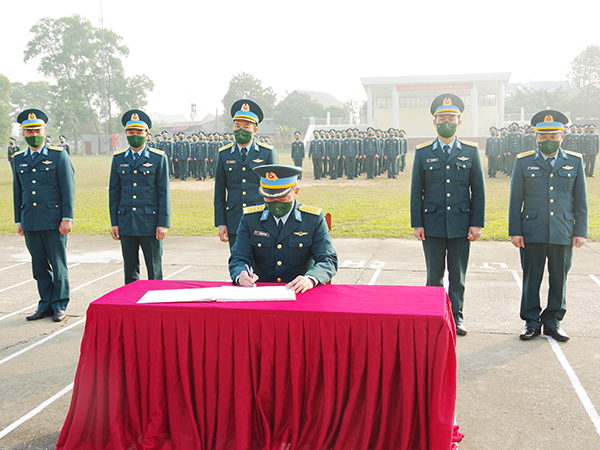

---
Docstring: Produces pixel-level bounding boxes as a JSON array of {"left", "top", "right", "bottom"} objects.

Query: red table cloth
[{"left": 57, "top": 281, "right": 457, "bottom": 450}]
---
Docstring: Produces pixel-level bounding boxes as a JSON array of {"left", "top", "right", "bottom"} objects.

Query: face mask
[
  {"left": 25, "top": 135, "right": 45, "bottom": 148},
  {"left": 266, "top": 200, "right": 293, "bottom": 219},
  {"left": 538, "top": 140, "right": 560, "bottom": 155},
  {"left": 437, "top": 121, "right": 457, "bottom": 138},
  {"left": 127, "top": 135, "right": 146, "bottom": 148},
  {"left": 234, "top": 128, "right": 253, "bottom": 145}
]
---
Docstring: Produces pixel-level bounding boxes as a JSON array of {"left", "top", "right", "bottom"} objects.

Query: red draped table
[{"left": 57, "top": 281, "right": 458, "bottom": 450}]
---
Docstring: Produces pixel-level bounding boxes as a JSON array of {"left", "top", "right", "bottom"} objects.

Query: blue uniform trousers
[{"left": 120, "top": 235, "right": 163, "bottom": 284}]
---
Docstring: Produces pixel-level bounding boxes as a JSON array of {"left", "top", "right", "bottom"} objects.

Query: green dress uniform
[
  {"left": 485, "top": 132, "right": 502, "bottom": 177},
  {"left": 326, "top": 137, "right": 341, "bottom": 179},
  {"left": 363, "top": 135, "right": 379, "bottom": 179},
  {"left": 342, "top": 136, "right": 359, "bottom": 179},
  {"left": 291, "top": 138, "right": 305, "bottom": 179},
  {"left": 384, "top": 135, "right": 399, "bottom": 178},
  {"left": 229, "top": 201, "right": 337, "bottom": 284},
  {"left": 197, "top": 139, "right": 208, "bottom": 180},
  {"left": 411, "top": 136, "right": 485, "bottom": 325},
  {"left": 8, "top": 142, "right": 20, "bottom": 165},
  {"left": 308, "top": 138, "right": 325, "bottom": 179},
  {"left": 509, "top": 147, "right": 587, "bottom": 330},
  {"left": 214, "top": 140, "right": 278, "bottom": 249},
  {"left": 12, "top": 143, "right": 75, "bottom": 314}
]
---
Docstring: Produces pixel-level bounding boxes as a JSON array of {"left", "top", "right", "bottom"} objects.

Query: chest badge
[
  {"left": 426, "top": 158, "right": 438, "bottom": 162},
  {"left": 457, "top": 156, "right": 469, "bottom": 161},
  {"left": 294, "top": 231, "right": 308, "bottom": 236},
  {"left": 226, "top": 160, "right": 236, "bottom": 164},
  {"left": 143, "top": 163, "right": 153, "bottom": 167},
  {"left": 254, "top": 230, "right": 270, "bottom": 237},
  {"left": 563, "top": 165, "right": 573, "bottom": 170},
  {"left": 42, "top": 160, "right": 53, "bottom": 165},
  {"left": 252, "top": 159, "right": 263, "bottom": 163}
]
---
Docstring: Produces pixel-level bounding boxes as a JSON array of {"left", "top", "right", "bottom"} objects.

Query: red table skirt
[{"left": 57, "top": 281, "right": 457, "bottom": 450}]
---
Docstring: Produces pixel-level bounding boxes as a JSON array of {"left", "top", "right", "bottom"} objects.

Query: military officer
[
  {"left": 308, "top": 131, "right": 325, "bottom": 179},
  {"left": 384, "top": 128, "right": 399, "bottom": 178},
  {"left": 291, "top": 131, "right": 305, "bottom": 179},
  {"left": 229, "top": 165, "right": 337, "bottom": 293},
  {"left": 8, "top": 137, "right": 20, "bottom": 165},
  {"left": 522, "top": 125, "right": 536, "bottom": 153},
  {"left": 109, "top": 110, "right": 171, "bottom": 285},
  {"left": 197, "top": 133, "right": 208, "bottom": 180},
  {"left": 326, "top": 130, "right": 341, "bottom": 179},
  {"left": 582, "top": 124, "right": 599, "bottom": 177},
  {"left": 398, "top": 129, "right": 408, "bottom": 172},
  {"left": 214, "top": 99, "right": 279, "bottom": 251},
  {"left": 342, "top": 129, "right": 359, "bottom": 179},
  {"left": 410, "top": 94, "right": 486, "bottom": 336},
  {"left": 504, "top": 122, "right": 522, "bottom": 177},
  {"left": 362, "top": 127, "right": 379, "bottom": 179},
  {"left": 12, "top": 109, "right": 75, "bottom": 322},
  {"left": 485, "top": 127, "right": 502, "bottom": 178},
  {"left": 207, "top": 134, "right": 219, "bottom": 178},
  {"left": 58, "top": 135, "right": 71, "bottom": 155},
  {"left": 509, "top": 110, "right": 588, "bottom": 342},
  {"left": 562, "top": 124, "right": 579, "bottom": 153}
]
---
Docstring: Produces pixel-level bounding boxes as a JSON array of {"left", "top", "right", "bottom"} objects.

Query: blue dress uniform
[
  {"left": 229, "top": 165, "right": 337, "bottom": 285},
  {"left": 291, "top": 133, "right": 305, "bottom": 179},
  {"left": 505, "top": 125, "right": 522, "bottom": 176},
  {"left": 308, "top": 135, "right": 325, "bottom": 179},
  {"left": 343, "top": 135, "right": 359, "bottom": 179},
  {"left": 109, "top": 110, "right": 171, "bottom": 285},
  {"left": 509, "top": 110, "right": 588, "bottom": 340},
  {"left": 13, "top": 110, "right": 75, "bottom": 320},
  {"left": 326, "top": 136, "right": 341, "bottom": 179},
  {"left": 410, "top": 94, "right": 485, "bottom": 332},
  {"left": 58, "top": 136, "right": 71, "bottom": 155},
  {"left": 8, "top": 138, "right": 20, "bottom": 165},
  {"left": 485, "top": 128, "right": 503, "bottom": 177},
  {"left": 197, "top": 138, "right": 208, "bottom": 180}
]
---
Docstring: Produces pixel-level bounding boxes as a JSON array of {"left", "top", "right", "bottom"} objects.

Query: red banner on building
[{"left": 397, "top": 83, "right": 473, "bottom": 92}]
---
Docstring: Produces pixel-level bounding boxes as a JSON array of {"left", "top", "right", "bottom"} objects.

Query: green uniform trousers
[
  {"left": 422, "top": 236, "right": 471, "bottom": 324},
  {"left": 519, "top": 243, "right": 571, "bottom": 329},
  {"left": 120, "top": 235, "right": 163, "bottom": 285}
]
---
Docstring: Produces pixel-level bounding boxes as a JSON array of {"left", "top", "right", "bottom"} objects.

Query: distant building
[{"left": 361, "top": 73, "right": 511, "bottom": 137}]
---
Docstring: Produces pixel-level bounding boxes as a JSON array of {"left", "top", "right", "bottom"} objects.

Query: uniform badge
[
  {"left": 563, "top": 165, "right": 573, "bottom": 170},
  {"left": 42, "top": 160, "right": 53, "bottom": 165},
  {"left": 143, "top": 163, "right": 153, "bottom": 167},
  {"left": 226, "top": 160, "right": 236, "bottom": 164},
  {"left": 294, "top": 231, "right": 308, "bottom": 236},
  {"left": 253, "top": 230, "right": 270, "bottom": 237},
  {"left": 19, "top": 163, "right": 29, "bottom": 167},
  {"left": 457, "top": 156, "right": 469, "bottom": 161},
  {"left": 253, "top": 159, "right": 264, "bottom": 163},
  {"left": 120, "top": 163, "right": 130, "bottom": 167},
  {"left": 426, "top": 158, "right": 438, "bottom": 162},
  {"left": 527, "top": 166, "right": 540, "bottom": 170}
]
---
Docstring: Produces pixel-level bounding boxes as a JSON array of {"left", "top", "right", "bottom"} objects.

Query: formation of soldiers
[
  {"left": 293, "top": 127, "right": 408, "bottom": 180},
  {"left": 486, "top": 122, "right": 599, "bottom": 178},
  {"left": 146, "top": 132, "right": 275, "bottom": 181}
]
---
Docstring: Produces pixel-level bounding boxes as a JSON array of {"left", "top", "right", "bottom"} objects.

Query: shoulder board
[
  {"left": 258, "top": 142, "right": 274, "bottom": 150},
  {"left": 243, "top": 204, "right": 265, "bottom": 214},
  {"left": 219, "top": 143, "right": 235, "bottom": 152},
  {"left": 516, "top": 150, "right": 535, "bottom": 159},
  {"left": 565, "top": 150, "right": 583, "bottom": 159},
  {"left": 459, "top": 140, "right": 478, "bottom": 147},
  {"left": 149, "top": 148, "right": 165, "bottom": 156},
  {"left": 12, "top": 149, "right": 26, "bottom": 158},
  {"left": 48, "top": 145, "right": 63, "bottom": 151},
  {"left": 416, "top": 141, "right": 433, "bottom": 150},
  {"left": 298, "top": 204, "right": 323, "bottom": 216},
  {"left": 113, "top": 148, "right": 128, "bottom": 155}
]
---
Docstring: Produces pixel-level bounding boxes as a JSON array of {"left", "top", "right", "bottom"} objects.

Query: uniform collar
[
  {"left": 534, "top": 148, "right": 567, "bottom": 161},
  {"left": 434, "top": 137, "right": 458, "bottom": 151},
  {"left": 126, "top": 145, "right": 149, "bottom": 159},
  {"left": 29, "top": 143, "right": 48, "bottom": 157}
]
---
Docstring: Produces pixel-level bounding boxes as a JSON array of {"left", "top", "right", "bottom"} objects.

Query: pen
[{"left": 244, "top": 264, "right": 256, "bottom": 286}]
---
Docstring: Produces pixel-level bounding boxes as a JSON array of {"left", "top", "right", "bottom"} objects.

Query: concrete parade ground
[{"left": 0, "top": 234, "right": 599, "bottom": 449}]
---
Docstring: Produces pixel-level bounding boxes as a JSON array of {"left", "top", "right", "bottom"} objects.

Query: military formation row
[{"left": 7, "top": 135, "right": 70, "bottom": 162}]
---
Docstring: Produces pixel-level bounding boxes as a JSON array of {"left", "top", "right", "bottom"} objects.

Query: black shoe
[
  {"left": 456, "top": 323, "right": 467, "bottom": 336},
  {"left": 53, "top": 310, "right": 66, "bottom": 322},
  {"left": 519, "top": 326, "right": 541, "bottom": 340},
  {"left": 26, "top": 309, "right": 53, "bottom": 321},
  {"left": 543, "top": 326, "right": 570, "bottom": 342}
]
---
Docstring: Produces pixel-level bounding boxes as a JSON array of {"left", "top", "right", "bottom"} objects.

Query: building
[{"left": 361, "top": 73, "right": 511, "bottom": 137}]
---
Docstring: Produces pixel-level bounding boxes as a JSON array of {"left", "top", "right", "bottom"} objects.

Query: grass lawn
[{"left": 1, "top": 151, "right": 598, "bottom": 240}]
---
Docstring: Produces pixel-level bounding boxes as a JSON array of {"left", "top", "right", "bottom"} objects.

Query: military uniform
[
  {"left": 13, "top": 109, "right": 75, "bottom": 320},
  {"left": 8, "top": 139, "right": 20, "bottom": 165},
  {"left": 342, "top": 135, "right": 359, "bottom": 179},
  {"left": 363, "top": 132, "right": 379, "bottom": 179},
  {"left": 326, "top": 135, "right": 341, "bottom": 179},
  {"left": 309, "top": 136, "right": 325, "bottom": 179},
  {"left": 291, "top": 135, "right": 305, "bottom": 179},
  {"left": 109, "top": 110, "right": 171, "bottom": 285},
  {"left": 485, "top": 129, "right": 503, "bottom": 177},
  {"left": 197, "top": 137, "right": 208, "bottom": 180},
  {"left": 384, "top": 133, "right": 399, "bottom": 178}
]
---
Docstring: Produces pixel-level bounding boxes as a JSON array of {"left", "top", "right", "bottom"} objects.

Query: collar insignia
[
  {"left": 42, "top": 160, "right": 53, "bottom": 165},
  {"left": 143, "top": 163, "right": 153, "bottom": 167},
  {"left": 457, "top": 156, "right": 469, "bottom": 161},
  {"left": 294, "top": 231, "right": 308, "bottom": 236},
  {"left": 253, "top": 159, "right": 264, "bottom": 163}
]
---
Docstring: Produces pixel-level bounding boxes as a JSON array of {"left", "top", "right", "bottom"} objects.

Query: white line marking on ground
[
  {"left": 546, "top": 336, "right": 600, "bottom": 437},
  {"left": 164, "top": 265, "right": 191, "bottom": 280},
  {"left": 513, "top": 269, "right": 600, "bottom": 436},
  {"left": 0, "top": 262, "right": 27, "bottom": 272},
  {"left": 0, "top": 383, "right": 74, "bottom": 441},
  {"left": 0, "top": 263, "right": 80, "bottom": 294},
  {"left": 589, "top": 274, "right": 600, "bottom": 289},
  {"left": 0, "top": 268, "right": 123, "bottom": 322},
  {"left": 368, "top": 269, "right": 381, "bottom": 285}
]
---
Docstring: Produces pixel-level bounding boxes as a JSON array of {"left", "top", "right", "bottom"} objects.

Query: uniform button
[
  {"left": 133, "top": 195, "right": 137, "bottom": 199},
  {"left": 229, "top": 168, "right": 232, "bottom": 171},
  {"left": 550, "top": 186, "right": 554, "bottom": 190},
  {"left": 242, "top": 179, "right": 246, "bottom": 183},
  {"left": 242, "top": 203, "right": 247, "bottom": 207},
  {"left": 531, "top": 173, "right": 535, "bottom": 177},
  {"left": 242, "top": 167, "right": 246, "bottom": 171},
  {"left": 33, "top": 202, "right": 37, "bottom": 206},
  {"left": 424, "top": 209, "right": 428, "bottom": 212},
  {"left": 550, "top": 212, "right": 554, "bottom": 216},
  {"left": 526, "top": 215, "right": 529, "bottom": 219},
  {"left": 550, "top": 174, "right": 554, "bottom": 178},
  {"left": 568, "top": 173, "right": 571, "bottom": 177},
  {"left": 446, "top": 179, "right": 450, "bottom": 183},
  {"left": 277, "top": 261, "right": 282, "bottom": 266},
  {"left": 447, "top": 193, "right": 451, "bottom": 197},
  {"left": 32, "top": 191, "right": 36, "bottom": 195},
  {"left": 430, "top": 167, "right": 433, "bottom": 170},
  {"left": 258, "top": 243, "right": 262, "bottom": 247},
  {"left": 447, "top": 206, "right": 451, "bottom": 210},
  {"left": 32, "top": 180, "right": 36, "bottom": 184},
  {"left": 133, "top": 183, "right": 137, "bottom": 187},
  {"left": 134, "top": 170, "right": 138, "bottom": 174},
  {"left": 299, "top": 243, "right": 303, "bottom": 248},
  {"left": 550, "top": 199, "right": 554, "bottom": 203},
  {"left": 133, "top": 207, "right": 137, "bottom": 211},
  {"left": 46, "top": 167, "right": 49, "bottom": 171},
  {"left": 277, "top": 278, "right": 281, "bottom": 282},
  {"left": 242, "top": 191, "right": 246, "bottom": 195},
  {"left": 32, "top": 168, "right": 36, "bottom": 172},
  {"left": 446, "top": 165, "right": 450, "bottom": 169},
  {"left": 122, "top": 171, "right": 125, "bottom": 174},
  {"left": 277, "top": 244, "right": 282, "bottom": 249}
]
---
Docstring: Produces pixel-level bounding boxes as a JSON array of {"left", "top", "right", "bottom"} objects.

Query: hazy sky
[{"left": 2, "top": 0, "right": 599, "bottom": 120}]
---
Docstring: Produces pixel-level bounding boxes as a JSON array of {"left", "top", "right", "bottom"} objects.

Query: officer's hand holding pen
[{"left": 239, "top": 264, "right": 258, "bottom": 287}]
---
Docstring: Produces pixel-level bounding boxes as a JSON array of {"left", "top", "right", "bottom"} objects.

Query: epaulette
[
  {"left": 565, "top": 150, "right": 583, "bottom": 159},
  {"left": 219, "top": 143, "right": 235, "bottom": 152},
  {"left": 416, "top": 141, "right": 433, "bottom": 150},
  {"left": 48, "top": 145, "right": 63, "bottom": 151},
  {"left": 299, "top": 204, "right": 323, "bottom": 215},
  {"left": 149, "top": 148, "right": 165, "bottom": 156},
  {"left": 114, "top": 148, "right": 128, "bottom": 155},
  {"left": 258, "top": 142, "right": 274, "bottom": 150},
  {"left": 243, "top": 204, "right": 265, "bottom": 214},
  {"left": 517, "top": 150, "right": 535, "bottom": 159},
  {"left": 459, "top": 140, "right": 478, "bottom": 148},
  {"left": 12, "top": 149, "right": 26, "bottom": 158}
]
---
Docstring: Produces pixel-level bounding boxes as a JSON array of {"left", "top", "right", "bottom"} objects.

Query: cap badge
[
  {"left": 544, "top": 115, "right": 553, "bottom": 123},
  {"left": 241, "top": 103, "right": 250, "bottom": 112},
  {"left": 132, "top": 113, "right": 139, "bottom": 121},
  {"left": 28, "top": 113, "right": 36, "bottom": 120},
  {"left": 266, "top": 172, "right": 278, "bottom": 181},
  {"left": 443, "top": 97, "right": 452, "bottom": 106}
]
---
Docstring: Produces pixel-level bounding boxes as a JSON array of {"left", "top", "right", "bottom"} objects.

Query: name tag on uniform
[
  {"left": 226, "top": 160, "right": 236, "bottom": 164},
  {"left": 527, "top": 166, "right": 540, "bottom": 170},
  {"left": 19, "top": 163, "right": 29, "bottom": 167},
  {"left": 254, "top": 230, "right": 270, "bottom": 237},
  {"left": 426, "top": 158, "right": 438, "bottom": 162},
  {"left": 120, "top": 163, "right": 130, "bottom": 167}
]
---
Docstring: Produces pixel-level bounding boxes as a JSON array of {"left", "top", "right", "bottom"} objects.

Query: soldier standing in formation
[
  {"left": 8, "top": 137, "right": 20, "bottom": 166},
  {"left": 485, "top": 127, "right": 502, "bottom": 178},
  {"left": 309, "top": 130, "right": 325, "bottom": 179},
  {"left": 509, "top": 110, "right": 588, "bottom": 342},
  {"left": 383, "top": 128, "right": 400, "bottom": 178},
  {"left": 12, "top": 109, "right": 75, "bottom": 322},
  {"left": 581, "top": 124, "right": 599, "bottom": 177},
  {"left": 410, "top": 94, "right": 486, "bottom": 336},
  {"left": 291, "top": 131, "right": 304, "bottom": 179}
]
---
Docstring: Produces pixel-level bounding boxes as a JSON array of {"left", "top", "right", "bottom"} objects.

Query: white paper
[{"left": 137, "top": 285, "right": 296, "bottom": 304}]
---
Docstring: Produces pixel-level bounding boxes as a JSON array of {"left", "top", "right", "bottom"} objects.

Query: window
[
  {"left": 376, "top": 97, "right": 392, "bottom": 109},
  {"left": 478, "top": 94, "right": 496, "bottom": 106},
  {"left": 399, "top": 96, "right": 422, "bottom": 108}
]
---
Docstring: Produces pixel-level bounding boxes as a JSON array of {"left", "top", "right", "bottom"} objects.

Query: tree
[
  {"left": 273, "top": 92, "right": 324, "bottom": 133},
  {"left": 505, "top": 86, "right": 571, "bottom": 114},
  {"left": 568, "top": 44, "right": 600, "bottom": 120},
  {"left": 0, "top": 75, "right": 12, "bottom": 145},
  {"left": 222, "top": 72, "right": 277, "bottom": 117}
]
